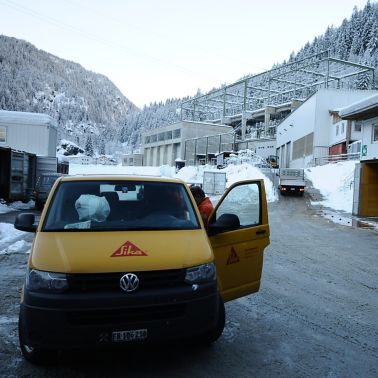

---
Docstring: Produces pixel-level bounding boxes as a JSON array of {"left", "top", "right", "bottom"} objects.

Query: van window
[
  {"left": 215, "top": 182, "right": 261, "bottom": 227},
  {"left": 43, "top": 180, "right": 200, "bottom": 231}
]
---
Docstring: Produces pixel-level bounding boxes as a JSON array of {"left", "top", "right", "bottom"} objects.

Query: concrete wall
[{"left": 276, "top": 94, "right": 317, "bottom": 168}]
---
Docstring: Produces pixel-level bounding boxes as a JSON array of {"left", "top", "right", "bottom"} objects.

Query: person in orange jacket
[{"left": 190, "top": 186, "right": 214, "bottom": 226}]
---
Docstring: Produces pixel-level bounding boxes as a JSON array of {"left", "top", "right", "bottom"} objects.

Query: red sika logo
[
  {"left": 226, "top": 247, "right": 240, "bottom": 265},
  {"left": 111, "top": 241, "right": 148, "bottom": 257}
]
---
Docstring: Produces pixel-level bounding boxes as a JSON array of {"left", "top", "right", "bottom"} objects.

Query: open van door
[{"left": 208, "top": 179, "right": 270, "bottom": 302}]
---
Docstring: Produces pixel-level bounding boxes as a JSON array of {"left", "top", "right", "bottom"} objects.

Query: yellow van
[{"left": 15, "top": 175, "right": 270, "bottom": 363}]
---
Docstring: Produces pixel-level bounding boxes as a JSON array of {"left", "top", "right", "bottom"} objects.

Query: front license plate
[{"left": 112, "top": 329, "right": 148, "bottom": 342}]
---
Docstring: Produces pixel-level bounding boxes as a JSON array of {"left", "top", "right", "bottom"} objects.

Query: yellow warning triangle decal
[
  {"left": 111, "top": 241, "right": 148, "bottom": 257},
  {"left": 226, "top": 247, "right": 240, "bottom": 265}
]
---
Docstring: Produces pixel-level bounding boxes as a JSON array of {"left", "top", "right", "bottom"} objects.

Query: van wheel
[
  {"left": 18, "top": 312, "right": 56, "bottom": 364},
  {"left": 199, "top": 296, "right": 225, "bottom": 344}
]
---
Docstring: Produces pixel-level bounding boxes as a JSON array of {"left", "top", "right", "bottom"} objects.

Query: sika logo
[
  {"left": 111, "top": 241, "right": 148, "bottom": 257},
  {"left": 226, "top": 247, "right": 240, "bottom": 265}
]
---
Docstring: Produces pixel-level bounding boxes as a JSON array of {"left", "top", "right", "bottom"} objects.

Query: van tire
[
  {"left": 199, "top": 296, "right": 225, "bottom": 344},
  {"left": 18, "top": 311, "right": 56, "bottom": 364}
]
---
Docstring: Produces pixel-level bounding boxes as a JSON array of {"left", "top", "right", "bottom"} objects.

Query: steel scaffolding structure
[{"left": 181, "top": 51, "right": 375, "bottom": 125}]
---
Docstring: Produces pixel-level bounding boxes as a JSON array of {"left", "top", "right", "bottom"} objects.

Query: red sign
[
  {"left": 226, "top": 247, "right": 240, "bottom": 265},
  {"left": 111, "top": 241, "right": 148, "bottom": 257}
]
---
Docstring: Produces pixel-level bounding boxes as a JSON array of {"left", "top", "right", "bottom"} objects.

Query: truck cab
[{"left": 15, "top": 175, "right": 270, "bottom": 363}]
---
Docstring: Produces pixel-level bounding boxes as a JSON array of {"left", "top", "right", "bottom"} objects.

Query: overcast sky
[{"left": 0, "top": 0, "right": 374, "bottom": 108}]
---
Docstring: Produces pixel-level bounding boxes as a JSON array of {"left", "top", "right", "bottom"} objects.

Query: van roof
[{"left": 59, "top": 175, "right": 185, "bottom": 184}]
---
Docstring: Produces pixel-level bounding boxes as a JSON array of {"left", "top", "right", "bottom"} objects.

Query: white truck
[{"left": 278, "top": 168, "right": 306, "bottom": 196}]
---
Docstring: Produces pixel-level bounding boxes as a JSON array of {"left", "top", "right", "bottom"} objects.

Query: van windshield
[{"left": 42, "top": 180, "right": 200, "bottom": 231}]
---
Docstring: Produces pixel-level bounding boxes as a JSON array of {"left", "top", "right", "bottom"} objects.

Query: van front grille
[
  {"left": 66, "top": 303, "right": 186, "bottom": 325},
  {"left": 67, "top": 269, "right": 186, "bottom": 292}
]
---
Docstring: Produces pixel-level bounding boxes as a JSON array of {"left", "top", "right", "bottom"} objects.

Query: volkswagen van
[{"left": 14, "top": 175, "right": 270, "bottom": 364}]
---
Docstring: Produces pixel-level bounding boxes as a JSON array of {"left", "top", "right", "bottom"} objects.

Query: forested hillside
[
  {"left": 289, "top": 2, "right": 378, "bottom": 69},
  {"left": 0, "top": 1, "right": 377, "bottom": 156},
  {"left": 0, "top": 35, "right": 137, "bottom": 152}
]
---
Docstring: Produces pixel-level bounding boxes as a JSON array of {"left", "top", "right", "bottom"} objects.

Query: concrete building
[
  {"left": 142, "top": 121, "right": 233, "bottom": 166},
  {"left": 339, "top": 93, "right": 378, "bottom": 217},
  {"left": 275, "top": 89, "right": 378, "bottom": 168},
  {"left": 122, "top": 153, "right": 144, "bottom": 166},
  {"left": 0, "top": 110, "right": 58, "bottom": 157}
]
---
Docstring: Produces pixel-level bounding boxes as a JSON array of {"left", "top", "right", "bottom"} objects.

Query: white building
[
  {"left": 0, "top": 110, "right": 58, "bottom": 157},
  {"left": 122, "top": 153, "right": 144, "bottom": 166},
  {"left": 339, "top": 93, "right": 378, "bottom": 217},
  {"left": 275, "top": 89, "right": 378, "bottom": 168},
  {"left": 142, "top": 121, "right": 233, "bottom": 166}
]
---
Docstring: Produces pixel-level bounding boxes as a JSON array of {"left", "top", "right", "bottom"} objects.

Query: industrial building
[
  {"left": 142, "top": 121, "right": 233, "bottom": 166},
  {"left": 181, "top": 51, "right": 374, "bottom": 142},
  {"left": 136, "top": 52, "right": 375, "bottom": 168},
  {"left": 339, "top": 93, "right": 378, "bottom": 217},
  {"left": 275, "top": 89, "right": 378, "bottom": 168},
  {"left": 0, "top": 110, "right": 58, "bottom": 157}
]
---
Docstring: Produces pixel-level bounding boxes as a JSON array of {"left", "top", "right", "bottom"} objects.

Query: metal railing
[{"left": 312, "top": 152, "right": 360, "bottom": 166}]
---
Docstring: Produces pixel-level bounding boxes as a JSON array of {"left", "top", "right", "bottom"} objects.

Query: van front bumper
[{"left": 20, "top": 283, "right": 220, "bottom": 350}]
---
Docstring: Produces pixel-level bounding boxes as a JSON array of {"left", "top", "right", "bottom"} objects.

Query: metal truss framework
[{"left": 181, "top": 51, "right": 375, "bottom": 123}]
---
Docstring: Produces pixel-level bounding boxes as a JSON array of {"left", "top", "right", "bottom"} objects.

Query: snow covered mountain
[{"left": 0, "top": 35, "right": 137, "bottom": 153}]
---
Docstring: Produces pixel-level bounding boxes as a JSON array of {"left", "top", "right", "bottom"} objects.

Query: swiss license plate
[{"left": 112, "top": 329, "right": 148, "bottom": 342}]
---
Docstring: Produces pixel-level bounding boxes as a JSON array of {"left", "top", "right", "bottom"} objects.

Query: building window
[
  {"left": 373, "top": 124, "right": 378, "bottom": 143},
  {"left": 165, "top": 130, "right": 172, "bottom": 140},
  {"left": 172, "top": 129, "right": 181, "bottom": 138},
  {"left": 336, "top": 125, "right": 339, "bottom": 136},
  {"left": 354, "top": 122, "right": 362, "bottom": 132},
  {"left": 0, "top": 126, "right": 6, "bottom": 143},
  {"left": 341, "top": 122, "right": 345, "bottom": 134},
  {"left": 150, "top": 134, "right": 157, "bottom": 143},
  {"left": 158, "top": 132, "right": 165, "bottom": 141},
  {"left": 144, "top": 135, "right": 150, "bottom": 144}
]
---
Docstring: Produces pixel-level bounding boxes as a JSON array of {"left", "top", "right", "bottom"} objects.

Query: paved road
[{"left": 0, "top": 195, "right": 377, "bottom": 377}]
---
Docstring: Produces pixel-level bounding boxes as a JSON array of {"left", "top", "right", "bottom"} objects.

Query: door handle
[{"left": 256, "top": 229, "right": 266, "bottom": 235}]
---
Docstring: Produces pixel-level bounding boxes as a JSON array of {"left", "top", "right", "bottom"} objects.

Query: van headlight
[
  {"left": 185, "top": 262, "right": 216, "bottom": 284},
  {"left": 26, "top": 269, "right": 68, "bottom": 292}
]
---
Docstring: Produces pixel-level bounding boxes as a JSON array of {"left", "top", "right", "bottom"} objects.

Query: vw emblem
[{"left": 120, "top": 273, "right": 139, "bottom": 292}]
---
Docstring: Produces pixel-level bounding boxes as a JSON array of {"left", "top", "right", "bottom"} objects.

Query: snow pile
[
  {"left": 339, "top": 93, "right": 378, "bottom": 117},
  {"left": 305, "top": 161, "right": 357, "bottom": 212},
  {"left": 175, "top": 164, "right": 278, "bottom": 202},
  {"left": 0, "top": 223, "right": 31, "bottom": 255},
  {"left": 0, "top": 200, "right": 34, "bottom": 214}
]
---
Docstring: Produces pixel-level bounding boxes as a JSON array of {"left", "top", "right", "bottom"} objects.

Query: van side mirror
[
  {"left": 14, "top": 213, "right": 37, "bottom": 232},
  {"left": 208, "top": 213, "right": 240, "bottom": 236}
]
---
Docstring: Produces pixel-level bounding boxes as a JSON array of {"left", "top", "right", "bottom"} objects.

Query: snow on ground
[
  {"left": 305, "top": 160, "right": 357, "bottom": 213},
  {"left": 0, "top": 223, "right": 32, "bottom": 255},
  {"left": 0, "top": 200, "right": 35, "bottom": 214}
]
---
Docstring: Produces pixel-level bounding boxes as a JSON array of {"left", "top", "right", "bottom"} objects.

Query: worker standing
[{"left": 190, "top": 186, "right": 214, "bottom": 226}]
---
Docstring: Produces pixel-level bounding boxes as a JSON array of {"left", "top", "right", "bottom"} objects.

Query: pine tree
[{"left": 85, "top": 135, "right": 94, "bottom": 156}]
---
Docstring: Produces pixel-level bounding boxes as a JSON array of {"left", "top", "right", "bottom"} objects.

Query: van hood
[{"left": 30, "top": 230, "right": 213, "bottom": 273}]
